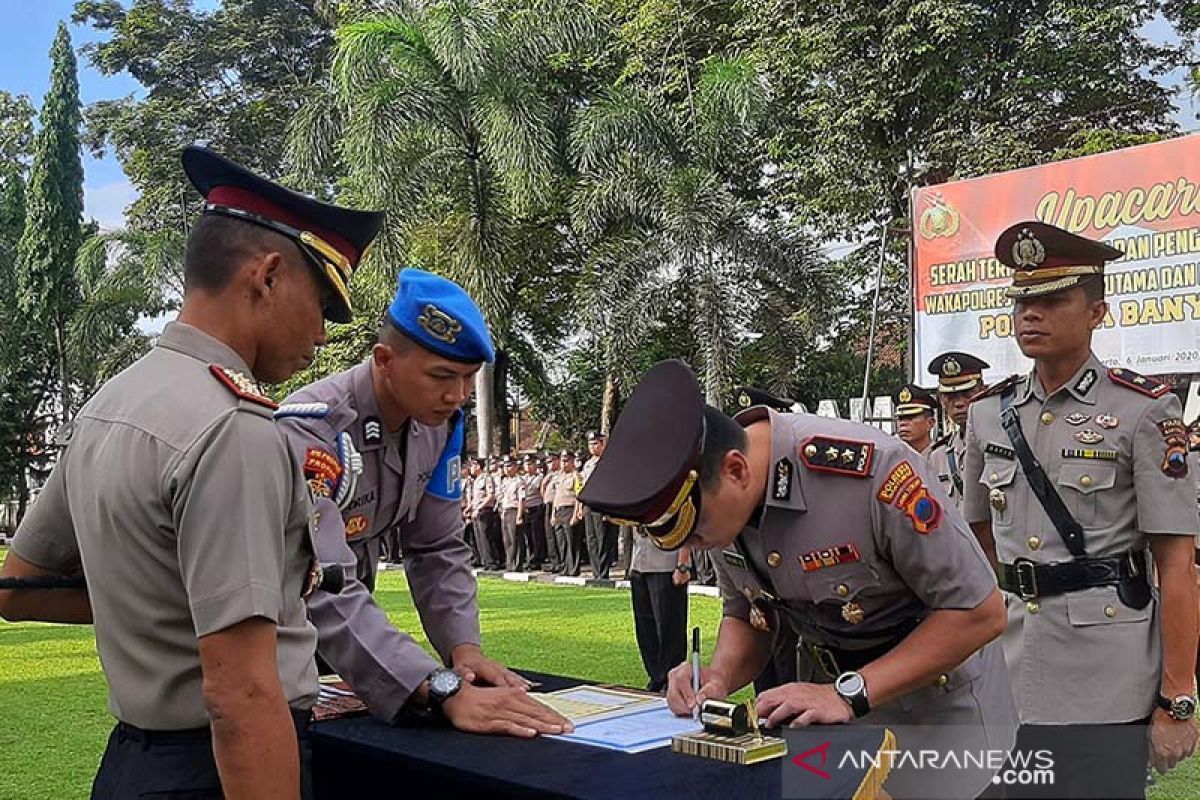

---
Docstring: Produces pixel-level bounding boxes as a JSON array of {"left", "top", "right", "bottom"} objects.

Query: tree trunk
[
  {"left": 474, "top": 362, "right": 494, "bottom": 459},
  {"left": 54, "top": 314, "right": 70, "bottom": 423},
  {"left": 600, "top": 372, "right": 617, "bottom": 435},
  {"left": 495, "top": 348, "right": 511, "bottom": 455}
]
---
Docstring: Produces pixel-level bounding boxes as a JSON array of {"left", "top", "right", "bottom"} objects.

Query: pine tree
[{"left": 17, "top": 22, "right": 84, "bottom": 421}]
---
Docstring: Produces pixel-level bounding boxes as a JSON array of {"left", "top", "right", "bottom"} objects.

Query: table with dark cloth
[{"left": 310, "top": 671, "right": 781, "bottom": 799}]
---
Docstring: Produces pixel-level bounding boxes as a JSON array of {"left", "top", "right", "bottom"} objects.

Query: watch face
[
  {"left": 430, "top": 669, "right": 461, "bottom": 696},
  {"left": 1171, "top": 696, "right": 1197, "bottom": 719},
  {"left": 836, "top": 672, "right": 865, "bottom": 696}
]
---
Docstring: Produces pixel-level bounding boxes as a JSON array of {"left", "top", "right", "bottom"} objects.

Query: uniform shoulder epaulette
[
  {"left": 209, "top": 364, "right": 277, "bottom": 410},
  {"left": 273, "top": 402, "right": 330, "bottom": 420},
  {"left": 931, "top": 431, "right": 953, "bottom": 451},
  {"left": 798, "top": 435, "right": 875, "bottom": 477},
  {"left": 1107, "top": 367, "right": 1170, "bottom": 398},
  {"left": 970, "top": 373, "right": 1022, "bottom": 403}
]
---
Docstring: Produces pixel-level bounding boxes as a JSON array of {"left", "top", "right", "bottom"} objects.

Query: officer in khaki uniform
[
  {"left": 0, "top": 146, "right": 383, "bottom": 797},
  {"left": 540, "top": 453, "right": 562, "bottom": 571},
  {"left": 962, "top": 221, "right": 1199, "bottom": 797},
  {"left": 581, "top": 360, "right": 1017, "bottom": 799},
  {"left": 498, "top": 456, "right": 527, "bottom": 570},
  {"left": 469, "top": 458, "right": 503, "bottom": 570},
  {"left": 276, "top": 269, "right": 568, "bottom": 737},
  {"left": 893, "top": 383, "right": 939, "bottom": 458},
  {"left": 927, "top": 352, "right": 990, "bottom": 509},
  {"left": 551, "top": 451, "right": 585, "bottom": 576}
]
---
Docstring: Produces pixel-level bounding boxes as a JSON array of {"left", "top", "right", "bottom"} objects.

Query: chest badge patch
[
  {"left": 1075, "top": 430, "right": 1104, "bottom": 445},
  {"left": 841, "top": 602, "right": 865, "bottom": 625},
  {"left": 345, "top": 514, "right": 369, "bottom": 537},
  {"left": 1064, "top": 413, "right": 1090, "bottom": 426},
  {"left": 1096, "top": 414, "right": 1120, "bottom": 429},
  {"left": 799, "top": 543, "right": 862, "bottom": 573}
]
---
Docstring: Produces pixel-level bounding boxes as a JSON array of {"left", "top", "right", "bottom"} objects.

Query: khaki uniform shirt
[
  {"left": 717, "top": 408, "right": 1016, "bottom": 798},
  {"left": 540, "top": 470, "right": 558, "bottom": 504},
  {"left": 552, "top": 471, "right": 579, "bottom": 508},
  {"left": 962, "top": 354, "right": 1199, "bottom": 724},
  {"left": 928, "top": 429, "right": 967, "bottom": 509},
  {"left": 499, "top": 475, "right": 524, "bottom": 510},
  {"left": 276, "top": 362, "right": 479, "bottom": 722},
  {"left": 12, "top": 322, "right": 318, "bottom": 729},
  {"left": 471, "top": 473, "right": 496, "bottom": 514},
  {"left": 521, "top": 473, "right": 544, "bottom": 509}
]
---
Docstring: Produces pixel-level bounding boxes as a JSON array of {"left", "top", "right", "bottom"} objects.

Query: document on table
[
  {"left": 550, "top": 699, "right": 703, "bottom": 754},
  {"left": 533, "top": 686, "right": 660, "bottom": 723}
]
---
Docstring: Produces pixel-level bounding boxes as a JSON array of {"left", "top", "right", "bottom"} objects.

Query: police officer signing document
[
  {"left": 275, "top": 268, "right": 570, "bottom": 737},
  {"left": 580, "top": 360, "right": 1017, "bottom": 799},
  {"left": 962, "top": 221, "right": 1199, "bottom": 797},
  {"left": 0, "top": 146, "right": 383, "bottom": 798}
]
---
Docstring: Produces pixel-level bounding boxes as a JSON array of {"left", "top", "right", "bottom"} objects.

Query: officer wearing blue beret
[{"left": 275, "top": 268, "right": 571, "bottom": 737}]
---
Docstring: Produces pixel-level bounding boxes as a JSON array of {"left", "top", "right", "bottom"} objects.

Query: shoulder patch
[
  {"left": 798, "top": 436, "right": 874, "bottom": 477},
  {"left": 970, "top": 374, "right": 1022, "bottom": 403},
  {"left": 209, "top": 364, "right": 277, "bottom": 409},
  {"left": 1108, "top": 368, "right": 1169, "bottom": 398},
  {"left": 425, "top": 410, "right": 465, "bottom": 501},
  {"left": 304, "top": 447, "right": 343, "bottom": 499},
  {"left": 274, "top": 402, "right": 330, "bottom": 420}
]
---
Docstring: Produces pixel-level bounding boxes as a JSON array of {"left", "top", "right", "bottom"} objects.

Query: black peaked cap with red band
[
  {"left": 578, "top": 360, "right": 706, "bottom": 551},
  {"left": 182, "top": 145, "right": 385, "bottom": 323}
]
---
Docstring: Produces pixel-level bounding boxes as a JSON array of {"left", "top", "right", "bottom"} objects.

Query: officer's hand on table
[
  {"left": 756, "top": 682, "right": 853, "bottom": 727},
  {"left": 441, "top": 682, "right": 574, "bottom": 738},
  {"left": 666, "top": 661, "right": 729, "bottom": 716},
  {"left": 451, "top": 643, "right": 531, "bottom": 689},
  {"left": 1149, "top": 707, "right": 1198, "bottom": 773}
]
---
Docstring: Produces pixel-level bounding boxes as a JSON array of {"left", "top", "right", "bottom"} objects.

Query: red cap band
[{"left": 208, "top": 185, "right": 359, "bottom": 265}]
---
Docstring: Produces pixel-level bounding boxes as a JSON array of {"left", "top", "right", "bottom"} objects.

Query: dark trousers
[
  {"left": 463, "top": 520, "right": 480, "bottom": 566},
  {"left": 553, "top": 507, "right": 582, "bottom": 576},
  {"left": 543, "top": 504, "right": 561, "bottom": 570},
  {"left": 472, "top": 510, "right": 502, "bottom": 569},
  {"left": 524, "top": 504, "right": 546, "bottom": 568},
  {"left": 998, "top": 721, "right": 1151, "bottom": 799},
  {"left": 630, "top": 570, "right": 688, "bottom": 692},
  {"left": 584, "top": 510, "right": 617, "bottom": 579},
  {"left": 500, "top": 508, "right": 526, "bottom": 571},
  {"left": 91, "top": 711, "right": 312, "bottom": 799}
]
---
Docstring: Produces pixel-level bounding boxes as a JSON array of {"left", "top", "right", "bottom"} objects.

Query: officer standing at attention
[
  {"left": 540, "top": 453, "right": 563, "bottom": 572},
  {"left": 521, "top": 454, "right": 548, "bottom": 570},
  {"left": 927, "top": 352, "right": 990, "bottom": 508},
  {"left": 552, "top": 451, "right": 585, "bottom": 576},
  {"left": 962, "top": 221, "right": 1198, "bottom": 796},
  {"left": 498, "top": 456, "right": 527, "bottom": 570},
  {"left": 276, "top": 268, "right": 569, "bottom": 737},
  {"left": 575, "top": 431, "right": 618, "bottom": 578},
  {"left": 0, "top": 146, "right": 382, "bottom": 797},
  {"left": 581, "top": 360, "right": 1017, "bottom": 799},
  {"left": 468, "top": 458, "right": 503, "bottom": 570},
  {"left": 893, "top": 383, "right": 939, "bottom": 457}
]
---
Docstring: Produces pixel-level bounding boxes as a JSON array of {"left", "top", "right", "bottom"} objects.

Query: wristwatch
[
  {"left": 1157, "top": 693, "right": 1197, "bottom": 721},
  {"left": 835, "top": 671, "right": 871, "bottom": 719},
  {"left": 426, "top": 668, "right": 463, "bottom": 713}
]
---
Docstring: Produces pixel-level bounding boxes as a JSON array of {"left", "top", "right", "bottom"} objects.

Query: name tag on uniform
[
  {"left": 985, "top": 443, "right": 1015, "bottom": 460},
  {"left": 1061, "top": 448, "right": 1119, "bottom": 461},
  {"left": 722, "top": 550, "right": 748, "bottom": 570}
]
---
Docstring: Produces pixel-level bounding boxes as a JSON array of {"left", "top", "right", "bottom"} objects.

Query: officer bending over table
[
  {"left": 580, "top": 360, "right": 1017, "bottom": 799},
  {"left": 276, "top": 268, "right": 570, "bottom": 737}
]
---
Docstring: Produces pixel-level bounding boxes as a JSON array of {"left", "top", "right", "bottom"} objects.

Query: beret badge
[{"left": 417, "top": 303, "right": 463, "bottom": 344}]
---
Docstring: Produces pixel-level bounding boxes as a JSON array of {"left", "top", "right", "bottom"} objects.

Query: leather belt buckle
[{"left": 1013, "top": 558, "right": 1039, "bottom": 601}]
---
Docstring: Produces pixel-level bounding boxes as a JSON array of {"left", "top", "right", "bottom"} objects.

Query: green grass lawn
[{"left": 1, "top": 547, "right": 1197, "bottom": 798}]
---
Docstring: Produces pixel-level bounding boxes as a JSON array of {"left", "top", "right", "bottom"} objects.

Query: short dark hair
[
  {"left": 1080, "top": 275, "right": 1105, "bottom": 304},
  {"left": 183, "top": 214, "right": 298, "bottom": 292},
  {"left": 697, "top": 406, "right": 748, "bottom": 492},
  {"left": 378, "top": 317, "right": 420, "bottom": 352}
]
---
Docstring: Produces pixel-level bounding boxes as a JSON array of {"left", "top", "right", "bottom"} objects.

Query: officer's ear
[
  {"left": 244, "top": 250, "right": 284, "bottom": 302},
  {"left": 721, "top": 449, "right": 753, "bottom": 491}
]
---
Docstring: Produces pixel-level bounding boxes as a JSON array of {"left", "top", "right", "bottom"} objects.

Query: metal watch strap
[{"left": 1000, "top": 386, "right": 1087, "bottom": 557}]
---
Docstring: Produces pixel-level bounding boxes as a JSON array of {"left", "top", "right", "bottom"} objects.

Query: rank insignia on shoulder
[
  {"left": 209, "top": 364, "right": 277, "bottom": 409},
  {"left": 1073, "top": 369, "right": 1097, "bottom": 397},
  {"left": 984, "top": 443, "right": 1015, "bottom": 460},
  {"left": 274, "top": 402, "right": 330, "bottom": 420},
  {"left": 799, "top": 543, "right": 862, "bottom": 572},
  {"left": 1108, "top": 368, "right": 1169, "bottom": 398},
  {"left": 304, "top": 447, "right": 343, "bottom": 499},
  {"left": 799, "top": 437, "right": 874, "bottom": 477},
  {"left": 772, "top": 458, "right": 793, "bottom": 501}
]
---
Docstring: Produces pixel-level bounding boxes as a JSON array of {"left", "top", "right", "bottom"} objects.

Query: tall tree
[
  {"left": 289, "top": 0, "right": 599, "bottom": 455},
  {"left": 17, "top": 23, "right": 85, "bottom": 423}
]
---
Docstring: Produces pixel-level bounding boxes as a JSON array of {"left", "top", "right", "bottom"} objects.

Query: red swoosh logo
[{"left": 791, "top": 741, "right": 832, "bottom": 780}]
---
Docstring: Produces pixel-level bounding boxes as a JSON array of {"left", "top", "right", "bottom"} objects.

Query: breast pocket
[
  {"left": 1056, "top": 463, "right": 1116, "bottom": 528},
  {"left": 980, "top": 457, "right": 1018, "bottom": 527},
  {"left": 804, "top": 562, "right": 882, "bottom": 607},
  {"left": 1066, "top": 584, "right": 1151, "bottom": 626}
]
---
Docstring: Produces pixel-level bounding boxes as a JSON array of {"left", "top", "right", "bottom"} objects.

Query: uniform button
[
  {"left": 1027, "top": 536, "right": 1041, "bottom": 551},
  {"left": 1026, "top": 601, "right": 1040, "bottom": 614},
  {"left": 766, "top": 551, "right": 782, "bottom": 568},
  {"left": 1080, "top": 475, "right": 1092, "bottom": 487},
  {"left": 835, "top": 583, "right": 849, "bottom": 597},
  {"left": 1040, "top": 412, "right": 1055, "bottom": 425},
  {"left": 1104, "top": 605, "right": 1116, "bottom": 618},
  {"left": 936, "top": 674, "right": 949, "bottom": 687}
]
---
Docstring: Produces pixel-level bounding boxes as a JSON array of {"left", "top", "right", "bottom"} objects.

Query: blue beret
[{"left": 386, "top": 268, "right": 495, "bottom": 364}]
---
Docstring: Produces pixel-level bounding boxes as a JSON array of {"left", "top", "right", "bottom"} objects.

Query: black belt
[
  {"left": 117, "top": 708, "right": 313, "bottom": 745},
  {"left": 998, "top": 551, "right": 1147, "bottom": 601},
  {"left": 802, "top": 616, "right": 924, "bottom": 680}
]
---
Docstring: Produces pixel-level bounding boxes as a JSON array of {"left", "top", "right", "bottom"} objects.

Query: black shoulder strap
[
  {"left": 1000, "top": 386, "right": 1086, "bottom": 557},
  {"left": 945, "top": 445, "right": 964, "bottom": 498}
]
